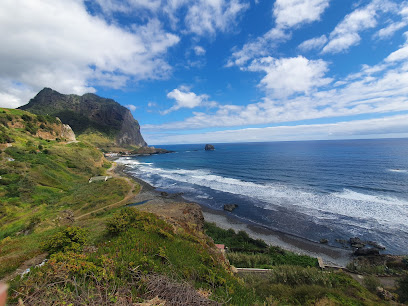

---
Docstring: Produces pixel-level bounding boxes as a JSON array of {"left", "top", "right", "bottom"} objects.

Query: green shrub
[
  {"left": 21, "top": 114, "right": 32, "bottom": 121},
  {"left": 204, "top": 222, "right": 267, "bottom": 252},
  {"left": 42, "top": 226, "right": 88, "bottom": 254},
  {"left": 363, "top": 275, "right": 380, "bottom": 293},
  {"left": 397, "top": 274, "right": 408, "bottom": 303}
]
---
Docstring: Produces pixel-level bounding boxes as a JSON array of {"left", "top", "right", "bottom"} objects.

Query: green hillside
[{"left": 0, "top": 107, "right": 403, "bottom": 305}]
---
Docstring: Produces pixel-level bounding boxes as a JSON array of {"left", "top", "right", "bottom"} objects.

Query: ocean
[{"left": 118, "top": 138, "right": 408, "bottom": 254}]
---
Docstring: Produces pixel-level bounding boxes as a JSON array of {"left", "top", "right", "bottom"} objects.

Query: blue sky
[{"left": 1, "top": 0, "right": 408, "bottom": 144}]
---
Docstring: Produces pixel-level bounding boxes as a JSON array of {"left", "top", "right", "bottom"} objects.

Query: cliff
[{"left": 19, "top": 88, "right": 147, "bottom": 148}]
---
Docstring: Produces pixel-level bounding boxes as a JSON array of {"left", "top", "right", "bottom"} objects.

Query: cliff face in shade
[{"left": 19, "top": 88, "right": 147, "bottom": 147}]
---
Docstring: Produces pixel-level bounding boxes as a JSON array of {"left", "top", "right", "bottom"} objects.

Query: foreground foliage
[
  {"left": 10, "top": 209, "right": 255, "bottom": 305},
  {"left": 0, "top": 108, "right": 131, "bottom": 278},
  {"left": 204, "top": 222, "right": 318, "bottom": 268}
]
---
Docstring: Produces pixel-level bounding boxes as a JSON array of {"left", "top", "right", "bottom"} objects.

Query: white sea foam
[
  {"left": 388, "top": 169, "right": 408, "bottom": 173},
  {"left": 122, "top": 159, "right": 408, "bottom": 232}
]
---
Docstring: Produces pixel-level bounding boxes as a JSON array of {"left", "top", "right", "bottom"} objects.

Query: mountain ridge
[{"left": 19, "top": 88, "right": 147, "bottom": 148}]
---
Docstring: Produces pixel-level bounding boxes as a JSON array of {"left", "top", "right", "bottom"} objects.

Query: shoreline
[{"left": 114, "top": 162, "right": 353, "bottom": 267}]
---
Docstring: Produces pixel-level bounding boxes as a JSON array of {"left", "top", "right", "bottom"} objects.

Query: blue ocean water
[{"left": 118, "top": 139, "right": 408, "bottom": 254}]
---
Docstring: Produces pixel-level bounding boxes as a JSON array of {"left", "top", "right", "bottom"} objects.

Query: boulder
[
  {"left": 205, "top": 144, "right": 215, "bottom": 151},
  {"left": 320, "top": 239, "right": 328, "bottom": 244},
  {"left": 367, "top": 241, "right": 386, "bottom": 250},
  {"left": 350, "top": 237, "right": 366, "bottom": 248},
  {"left": 223, "top": 204, "right": 238, "bottom": 212},
  {"left": 354, "top": 248, "right": 380, "bottom": 256}
]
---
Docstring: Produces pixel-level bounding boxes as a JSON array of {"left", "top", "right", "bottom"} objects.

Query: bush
[
  {"left": 21, "top": 114, "right": 32, "bottom": 121},
  {"left": 363, "top": 275, "right": 380, "bottom": 293},
  {"left": 42, "top": 226, "right": 88, "bottom": 254},
  {"left": 397, "top": 274, "right": 408, "bottom": 303}
]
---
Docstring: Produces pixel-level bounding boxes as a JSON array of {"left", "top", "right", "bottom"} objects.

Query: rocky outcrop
[
  {"left": 223, "top": 204, "right": 238, "bottom": 212},
  {"left": 354, "top": 248, "right": 380, "bottom": 256},
  {"left": 205, "top": 144, "right": 215, "bottom": 151},
  {"left": 60, "top": 123, "right": 76, "bottom": 142},
  {"left": 19, "top": 88, "right": 147, "bottom": 147}
]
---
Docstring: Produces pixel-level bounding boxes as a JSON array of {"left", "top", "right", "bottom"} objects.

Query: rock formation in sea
[{"left": 205, "top": 144, "right": 215, "bottom": 151}]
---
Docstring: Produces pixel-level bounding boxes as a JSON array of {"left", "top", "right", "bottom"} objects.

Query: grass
[
  {"left": 204, "top": 222, "right": 318, "bottom": 268},
  {"left": 241, "top": 267, "right": 384, "bottom": 305},
  {"left": 8, "top": 209, "right": 258, "bottom": 305},
  {"left": 0, "top": 109, "right": 134, "bottom": 279}
]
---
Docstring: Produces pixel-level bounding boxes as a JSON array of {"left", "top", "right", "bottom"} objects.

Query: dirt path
[
  {"left": 75, "top": 162, "right": 141, "bottom": 220},
  {"left": 0, "top": 253, "right": 48, "bottom": 283}
]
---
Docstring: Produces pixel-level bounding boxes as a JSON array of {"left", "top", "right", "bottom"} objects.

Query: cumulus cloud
[
  {"left": 183, "top": 0, "right": 249, "bottom": 36},
  {"left": 0, "top": 0, "right": 179, "bottom": 108},
  {"left": 298, "top": 35, "right": 328, "bottom": 51},
  {"left": 144, "top": 114, "right": 408, "bottom": 144},
  {"left": 248, "top": 56, "right": 332, "bottom": 98},
  {"left": 92, "top": 0, "right": 161, "bottom": 14},
  {"left": 273, "top": 0, "right": 330, "bottom": 28},
  {"left": 375, "top": 21, "right": 407, "bottom": 39},
  {"left": 194, "top": 46, "right": 206, "bottom": 56},
  {"left": 144, "top": 44, "right": 408, "bottom": 131},
  {"left": 161, "top": 88, "right": 216, "bottom": 114},
  {"left": 126, "top": 104, "right": 138, "bottom": 111},
  {"left": 227, "top": 0, "right": 330, "bottom": 68},
  {"left": 322, "top": 0, "right": 397, "bottom": 54}
]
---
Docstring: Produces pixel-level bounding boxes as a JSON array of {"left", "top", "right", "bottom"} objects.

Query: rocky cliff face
[{"left": 19, "top": 88, "right": 147, "bottom": 147}]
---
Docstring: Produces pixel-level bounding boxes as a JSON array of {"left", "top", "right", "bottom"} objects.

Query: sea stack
[{"left": 205, "top": 144, "right": 215, "bottom": 151}]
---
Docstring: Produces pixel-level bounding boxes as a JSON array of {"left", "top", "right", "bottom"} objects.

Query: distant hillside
[{"left": 19, "top": 88, "right": 147, "bottom": 149}]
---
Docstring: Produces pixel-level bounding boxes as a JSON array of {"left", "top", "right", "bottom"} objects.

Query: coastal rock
[
  {"left": 205, "top": 144, "right": 215, "bottom": 151},
  {"left": 376, "top": 287, "right": 395, "bottom": 301},
  {"left": 335, "top": 239, "right": 348, "bottom": 246},
  {"left": 223, "top": 204, "right": 238, "bottom": 212},
  {"left": 367, "top": 241, "right": 386, "bottom": 250},
  {"left": 350, "top": 237, "right": 366, "bottom": 248},
  {"left": 354, "top": 248, "right": 380, "bottom": 256}
]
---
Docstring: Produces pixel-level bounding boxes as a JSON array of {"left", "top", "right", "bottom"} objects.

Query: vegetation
[
  {"left": 241, "top": 268, "right": 382, "bottom": 305},
  {"left": 0, "top": 108, "right": 133, "bottom": 279},
  {"left": 8, "top": 209, "right": 257, "bottom": 305},
  {"left": 204, "top": 222, "right": 318, "bottom": 268},
  {"left": 0, "top": 107, "right": 402, "bottom": 305}
]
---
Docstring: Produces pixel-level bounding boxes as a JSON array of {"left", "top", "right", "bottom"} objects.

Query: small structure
[
  {"left": 317, "top": 257, "right": 325, "bottom": 269},
  {"left": 104, "top": 152, "right": 119, "bottom": 157},
  {"left": 215, "top": 244, "right": 226, "bottom": 255},
  {"left": 89, "top": 176, "right": 112, "bottom": 183}
]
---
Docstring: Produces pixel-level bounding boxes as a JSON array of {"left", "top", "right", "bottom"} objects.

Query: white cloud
[
  {"left": 322, "top": 0, "right": 397, "bottom": 54},
  {"left": 273, "top": 0, "right": 330, "bottom": 28},
  {"left": 248, "top": 56, "right": 332, "bottom": 98},
  {"left": 386, "top": 46, "right": 408, "bottom": 62},
  {"left": 144, "top": 45, "right": 408, "bottom": 131},
  {"left": 0, "top": 0, "right": 179, "bottom": 108},
  {"left": 144, "top": 114, "right": 408, "bottom": 144},
  {"left": 227, "top": 0, "right": 330, "bottom": 67},
  {"left": 92, "top": 0, "right": 161, "bottom": 14},
  {"left": 375, "top": 21, "right": 407, "bottom": 39},
  {"left": 194, "top": 46, "right": 206, "bottom": 56},
  {"left": 162, "top": 88, "right": 215, "bottom": 114},
  {"left": 226, "top": 28, "right": 290, "bottom": 67},
  {"left": 298, "top": 35, "right": 328, "bottom": 51},
  {"left": 126, "top": 104, "right": 137, "bottom": 111},
  {"left": 184, "top": 0, "right": 249, "bottom": 36},
  {"left": 148, "top": 101, "right": 157, "bottom": 107}
]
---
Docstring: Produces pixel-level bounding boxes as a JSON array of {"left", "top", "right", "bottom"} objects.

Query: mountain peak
[{"left": 19, "top": 88, "right": 147, "bottom": 148}]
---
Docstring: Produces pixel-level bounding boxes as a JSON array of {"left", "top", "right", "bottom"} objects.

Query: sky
[{"left": 1, "top": 0, "right": 408, "bottom": 145}]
